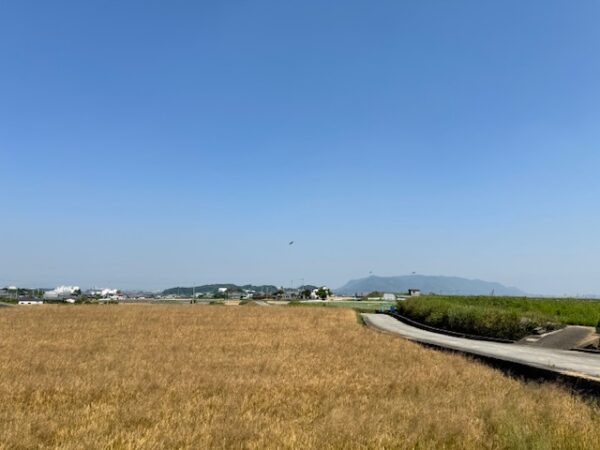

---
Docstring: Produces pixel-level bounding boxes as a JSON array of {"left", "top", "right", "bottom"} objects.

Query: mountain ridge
[{"left": 336, "top": 275, "right": 526, "bottom": 296}]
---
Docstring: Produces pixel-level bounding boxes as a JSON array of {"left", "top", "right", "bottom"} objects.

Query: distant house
[
  {"left": 408, "top": 289, "right": 421, "bottom": 297},
  {"left": 87, "top": 288, "right": 121, "bottom": 299},
  {"left": 227, "top": 291, "right": 243, "bottom": 300},
  {"left": 0, "top": 287, "right": 17, "bottom": 299},
  {"left": 382, "top": 293, "right": 396, "bottom": 301},
  {"left": 283, "top": 289, "right": 300, "bottom": 300},
  {"left": 44, "top": 286, "right": 81, "bottom": 300}
]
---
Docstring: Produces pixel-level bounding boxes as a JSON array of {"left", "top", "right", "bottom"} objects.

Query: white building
[
  {"left": 18, "top": 300, "right": 43, "bottom": 305},
  {"left": 44, "top": 286, "right": 81, "bottom": 300},
  {"left": 382, "top": 293, "right": 396, "bottom": 301},
  {"left": 88, "top": 288, "right": 121, "bottom": 298},
  {"left": 101, "top": 288, "right": 119, "bottom": 298}
]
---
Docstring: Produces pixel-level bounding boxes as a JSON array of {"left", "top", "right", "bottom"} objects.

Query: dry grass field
[{"left": 1, "top": 305, "right": 600, "bottom": 449}]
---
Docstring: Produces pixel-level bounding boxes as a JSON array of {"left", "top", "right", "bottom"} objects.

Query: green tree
[{"left": 316, "top": 287, "right": 331, "bottom": 300}]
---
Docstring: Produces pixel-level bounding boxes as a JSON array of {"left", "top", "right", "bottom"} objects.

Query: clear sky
[{"left": 2, "top": 1, "right": 600, "bottom": 295}]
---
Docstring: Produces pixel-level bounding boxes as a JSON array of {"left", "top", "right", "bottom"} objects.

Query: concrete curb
[
  {"left": 362, "top": 313, "right": 600, "bottom": 388},
  {"left": 380, "top": 311, "right": 515, "bottom": 343}
]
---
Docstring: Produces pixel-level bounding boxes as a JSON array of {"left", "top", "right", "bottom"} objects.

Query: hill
[
  {"left": 336, "top": 275, "right": 525, "bottom": 296},
  {"left": 162, "top": 284, "right": 278, "bottom": 296}
]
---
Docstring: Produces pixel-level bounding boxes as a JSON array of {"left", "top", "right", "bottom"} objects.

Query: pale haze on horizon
[{"left": 2, "top": 1, "right": 600, "bottom": 296}]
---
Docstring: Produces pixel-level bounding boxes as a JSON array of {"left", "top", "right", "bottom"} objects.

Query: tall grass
[
  {"left": 396, "top": 295, "right": 600, "bottom": 340},
  {"left": 1, "top": 305, "right": 600, "bottom": 448}
]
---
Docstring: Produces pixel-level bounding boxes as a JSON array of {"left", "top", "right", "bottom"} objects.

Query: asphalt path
[
  {"left": 362, "top": 313, "right": 600, "bottom": 381},
  {"left": 518, "top": 325, "right": 595, "bottom": 349}
]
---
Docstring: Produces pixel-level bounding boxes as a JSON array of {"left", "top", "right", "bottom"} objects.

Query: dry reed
[{"left": 1, "top": 305, "right": 599, "bottom": 449}]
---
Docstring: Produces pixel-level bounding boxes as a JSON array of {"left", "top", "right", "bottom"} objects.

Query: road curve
[{"left": 362, "top": 313, "right": 600, "bottom": 382}]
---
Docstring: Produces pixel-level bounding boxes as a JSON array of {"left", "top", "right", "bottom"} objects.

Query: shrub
[{"left": 395, "top": 296, "right": 578, "bottom": 340}]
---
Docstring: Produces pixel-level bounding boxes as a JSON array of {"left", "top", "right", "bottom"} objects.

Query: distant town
[{"left": 0, "top": 283, "right": 422, "bottom": 305}]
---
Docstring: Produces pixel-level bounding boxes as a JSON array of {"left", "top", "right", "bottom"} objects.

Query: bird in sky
[{"left": 289, "top": 241, "right": 294, "bottom": 245}]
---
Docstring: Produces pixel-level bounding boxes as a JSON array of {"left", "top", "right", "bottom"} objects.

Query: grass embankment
[
  {"left": 324, "top": 300, "right": 394, "bottom": 312},
  {"left": 396, "top": 296, "right": 600, "bottom": 340},
  {"left": 1, "top": 305, "right": 600, "bottom": 448},
  {"left": 289, "top": 300, "right": 394, "bottom": 312}
]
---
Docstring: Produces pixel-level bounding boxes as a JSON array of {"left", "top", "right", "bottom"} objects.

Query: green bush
[
  {"left": 395, "top": 296, "right": 583, "bottom": 340},
  {"left": 209, "top": 300, "right": 225, "bottom": 306}
]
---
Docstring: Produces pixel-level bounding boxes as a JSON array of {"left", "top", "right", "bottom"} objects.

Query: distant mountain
[
  {"left": 336, "top": 275, "right": 526, "bottom": 296},
  {"left": 162, "top": 284, "right": 279, "bottom": 296}
]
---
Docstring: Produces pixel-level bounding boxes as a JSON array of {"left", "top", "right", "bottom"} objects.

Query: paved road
[{"left": 362, "top": 313, "right": 600, "bottom": 381}]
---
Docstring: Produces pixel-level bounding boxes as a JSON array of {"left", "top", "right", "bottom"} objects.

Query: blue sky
[{"left": 2, "top": 1, "right": 600, "bottom": 294}]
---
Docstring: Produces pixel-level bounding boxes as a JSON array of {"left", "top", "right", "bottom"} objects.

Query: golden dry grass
[{"left": 1, "top": 305, "right": 599, "bottom": 449}]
